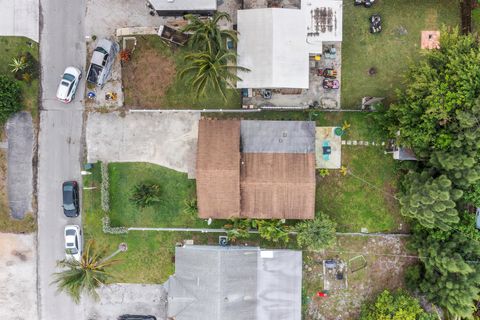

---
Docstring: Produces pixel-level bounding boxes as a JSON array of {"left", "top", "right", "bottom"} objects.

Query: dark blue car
[{"left": 62, "top": 181, "right": 79, "bottom": 217}]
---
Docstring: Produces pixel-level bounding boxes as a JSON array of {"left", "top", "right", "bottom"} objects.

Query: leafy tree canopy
[
  {"left": 399, "top": 171, "right": 462, "bottom": 231},
  {"left": 409, "top": 228, "right": 480, "bottom": 319},
  {"left": 359, "top": 290, "right": 435, "bottom": 320},
  {"left": 0, "top": 75, "right": 22, "bottom": 124},
  {"left": 384, "top": 28, "right": 480, "bottom": 190}
]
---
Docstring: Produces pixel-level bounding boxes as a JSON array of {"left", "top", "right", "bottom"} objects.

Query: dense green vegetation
[
  {"left": 359, "top": 290, "right": 435, "bottom": 320},
  {"left": 381, "top": 30, "right": 480, "bottom": 319}
]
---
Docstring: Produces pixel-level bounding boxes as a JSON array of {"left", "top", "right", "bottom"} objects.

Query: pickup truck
[{"left": 87, "top": 39, "right": 119, "bottom": 87}]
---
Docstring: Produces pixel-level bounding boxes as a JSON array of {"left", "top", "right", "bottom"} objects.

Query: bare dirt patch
[
  {"left": 303, "top": 235, "right": 416, "bottom": 320},
  {"left": 122, "top": 40, "right": 176, "bottom": 109}
]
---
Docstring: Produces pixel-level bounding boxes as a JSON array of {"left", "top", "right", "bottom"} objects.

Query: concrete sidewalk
[{"left": 0, "top": 0, "right": 39, "bottom": 42}]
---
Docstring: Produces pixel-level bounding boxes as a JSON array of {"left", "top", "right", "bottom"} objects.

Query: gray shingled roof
[
  {"left": 240, "top": 120, "right": 316, "bottom": 153},
  {"left": 165, "top": 246, "right": 302, "bottom": 320}
]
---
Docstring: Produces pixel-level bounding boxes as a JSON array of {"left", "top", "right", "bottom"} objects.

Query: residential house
[
  {"left": 237, "top": 0, "right": 343, "bottom": 89},
  {"left": 196, "top": 119, "right": 316, "bottom": 219},
  {"left": 165, "top": 245, "right": 302, "bottom": 320}
]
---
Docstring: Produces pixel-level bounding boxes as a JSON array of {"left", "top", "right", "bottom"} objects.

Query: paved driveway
[
  {"left": 6, "top": 112, "right": 34, "bottom": 219},
  {"left": 86, "top": 111, "right": 200, "bottom": 176},
  {"left": 86, "top": 0, "right": 167, "bottom": 39},
  {"left": 84, "top": 284, "right": 167, "bottom": 320},
  {"left": 0, "top": 0, "right": 39, "bottom": 41}
]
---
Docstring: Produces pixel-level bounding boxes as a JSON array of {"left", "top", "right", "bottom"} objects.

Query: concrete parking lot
[{"left": 86, "top": 111, "right": 200, "bottom": 176}]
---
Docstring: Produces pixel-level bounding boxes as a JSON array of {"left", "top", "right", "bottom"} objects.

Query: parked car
[
  {"left": 64, "top": 225, "right": 82, "bottom": 261},
  {"left": 86, "top": 38, "right": 119, "bottom": 87},
  {"left": 56, "top": 66, "right": 82, "bottom": 103},
  {"left": 117, "top": 316, "right": 157, "bottom": 320},
  {"left": 62, "top": 181, "right": 79, "bottom": 217}
]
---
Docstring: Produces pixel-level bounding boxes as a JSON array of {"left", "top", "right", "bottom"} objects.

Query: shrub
[
  {"left": 183, "top": 197, "right": 198, "bottom": 216},
  {"left": 100, "top": 162, "right": 110, "bottom": 212},
  {"left": 295, "top": 214, "right": 336, "bottom": 251},
  {"left": 0, "top": 75, "right": 22, "bottom": 124},
  {"left": 359, "top": 290, "right": 435, "bottom": 320},
  {"left": 129, "top": 182, "right": 162, "bottom": 209}
]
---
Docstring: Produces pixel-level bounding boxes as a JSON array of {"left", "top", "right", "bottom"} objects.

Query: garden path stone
[{"left": 6, "top": 112, "right": 34, "bottom": 219}]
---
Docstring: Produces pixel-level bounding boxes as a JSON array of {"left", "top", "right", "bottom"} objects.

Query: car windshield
[
  {"left": 62, "top": 73, "right": 75, "bottom": 82},
  {"left": 65, "top": 229, "right": 76, "bottom": 236},
  {"left": 95, "top": 47, "right": 108, "bottom": 55}
]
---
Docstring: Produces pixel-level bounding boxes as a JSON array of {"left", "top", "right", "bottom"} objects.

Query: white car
[
  {"left": 56, "top": 66, "right": 82, "bottom": 103},
  {"left": 64, "top": 225, "right": 82, "bottom": 262}
]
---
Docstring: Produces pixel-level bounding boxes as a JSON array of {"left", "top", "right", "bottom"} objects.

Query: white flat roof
[
  {"left": 237, "top": 8, "right": 309, "bottom": 89},
  {"left": 149, "top": 0, "right": 217, "bottom": 11},
  {"left": 237, "top": 0, "right": 342, "bottom": 89}
]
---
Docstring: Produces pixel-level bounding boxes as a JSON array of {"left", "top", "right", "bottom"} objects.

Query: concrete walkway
[
  {"left": 0, "top": 0, "right": 39, "bottom": 42},
  {"left": 6, "top": 112, "right": 33, "bottom": 219}
]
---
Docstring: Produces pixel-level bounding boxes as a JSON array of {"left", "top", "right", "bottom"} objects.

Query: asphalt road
[{"left": 37, "top": 0, "right": 86, "bottom": 318}]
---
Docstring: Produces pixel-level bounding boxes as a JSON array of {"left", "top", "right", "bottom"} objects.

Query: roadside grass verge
[
  {"left": 341, "top": 0, "right": 460, "bottom": 108},
  {"left": 122, "top": 36, "right": 241, "bottom": 110},
  {"left": 316, "top": 146, "right": 402, "bottom": 233},
  {"left": 0, "top": 36, "right": 39, "bottom": 232}
]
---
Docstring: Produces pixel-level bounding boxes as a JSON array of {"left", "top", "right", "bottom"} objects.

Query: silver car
[
  {"left": 56, "top": 67, "right": 82, "bottom": 103},
  {"left": 64, "top": 225, "right": 82, "bottom": 262},
  {"left": 87, "top": 38, "right": 119, "bottom": 87}
]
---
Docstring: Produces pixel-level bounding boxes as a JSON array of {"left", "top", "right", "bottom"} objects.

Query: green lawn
[
  {"left": 123, "top": 36, "right": 241, "bottom": 109},
  {"left": 341, "top": 0, "right": 460, "bottom": 108},
  {"left": 316, "top": 146, "right": 403, "bottom": 232},
  {"left": 108, "top": 162, "right": 223, "bottom": 228},
  {"left": 82, "top": 162, "right": 227, "bottom": 283}
]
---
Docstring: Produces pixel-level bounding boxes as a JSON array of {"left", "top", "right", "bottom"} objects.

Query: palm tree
[
  {"left": 180, "top": 50, "right": 249, "bottom": 101},
  {"left": 181, "top": 12, "right": 238, "bottom": 54},
  {"left": 10, "top": 56, "right": 28, "bottom": 74},
  {"left": 52, "top": 240, "right": 121, "bottom": 303}
]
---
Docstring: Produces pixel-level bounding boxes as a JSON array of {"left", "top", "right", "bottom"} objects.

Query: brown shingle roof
[
  {"left": 240, "top": 153, "right": 316, "bottom": 219},
  {"left": 196, "top": 119, "right": 315, "bottom": 220},
  {"left": 196, "top": 120, "right": 241, "bottom": 218}
]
